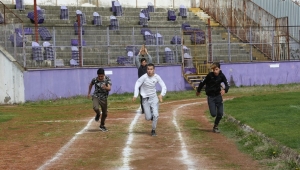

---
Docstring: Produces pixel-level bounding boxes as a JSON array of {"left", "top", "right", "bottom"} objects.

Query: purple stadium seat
[
  {"left": 15, "top": 27, "right": 33, "bottom": 35},
  {"left": 127, "top": 51, "right": 134, "bottom": 64},
  {"left": 60, "top": 6, "right": 69, "bottom": 20},
  {"left": 168, "top": 10, "right": 176, "bottom": 21},
  {"left": 182, "top": 23, "right": 197, "bottom": 35},
  {"left": 155, "top": 33, "right": 163, "bottom": 45},
  {"left": 184, "top": 53, "right": 193, "bottom": 68},
  {"left": 75, "top": 10, "right": 86, "bottom": 25},
  {"left": 43, "top": 41, "right": 54, "bottom": 60},
  {"left": 144, "top": 31, "right": 155, "bottom": 45},
  {"left": 16, "top": 0, "right": 25, "bottom": 10},
  {"left": 126, "top": 46, "right": 139, "bottom": 56},
  {"left": 139, "top": 12, "right": 148, "bottom": 26},
  {"left": 9, "top": 32, "right": 24, "bottom": 47},
  {"left": 117, "top": 56, "right": 130, "bottom": 65},
  {"left": 114, "top": 1, "right": 123, "bottom": 16},
  {"left": 93, "top": 12, "right": 102, "bottom": 25},
  {"left": 109, "top": 15, "right": 119, "bottom": 30},
  {"left": 70, "top": 58, "right": 79, "bottom": 66},
  {"left": 141, "top": 28, "right": 152, "bottom": 35},
  {"left": 71, "top": 39, "right": 86, "bottom": 46},
  {"left": 190, "top": 30, "right": 206, "bottom": 44},
  {"left": 171, "top": 35, "right": 181, "bottom": 44},
  {"left": 24, "top": 27, "right": 33, "bottom": 35},
  {"left": 164, "top": 47, "right": 175, "bottom": 63},
  {"left": 71, "top": 46, "right": 79, "bottom": 64},
  {"left": 183, "top": 45, "right": 190, "bottom": 55},
  {"left": 38, "top": 27, "right": 52, "bottom": 41},
  {"left": 179, "top": 5, "right": 187, "bottom": 18},
  {"left": 112, "top": 1, "right": 116, "bottom": 12},
  {"left": 27, "top": 6, "right": 44, "bottom": 24},
  {"left": 74, "top": 22, "right": 85, "bottom": 35},
  {"left": 147, "top": 2, "right": 154, "bottom": 12},
  {"left": 141, "top": 9, "right": 150, "bottom": 21},
  {"left": 32, "top": 41, "right": 43, "bottom": 61}
]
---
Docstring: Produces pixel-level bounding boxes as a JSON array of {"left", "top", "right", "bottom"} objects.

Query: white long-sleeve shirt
[{"left": 134, "top": 73, "right": 167, "bottom": 98}]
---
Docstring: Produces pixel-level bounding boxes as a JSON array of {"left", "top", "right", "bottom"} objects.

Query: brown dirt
[{"left": 0, "top": 98, "right": 264, "bottom": 170}]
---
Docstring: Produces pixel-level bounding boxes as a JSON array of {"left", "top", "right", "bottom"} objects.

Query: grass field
[{"left": 1, "top": 83, "right": 300, "bottom": 169}]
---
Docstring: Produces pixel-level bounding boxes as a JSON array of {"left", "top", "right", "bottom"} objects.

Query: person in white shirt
[{"left": 132, "top": 63, "right": 167, "bottom": 136}]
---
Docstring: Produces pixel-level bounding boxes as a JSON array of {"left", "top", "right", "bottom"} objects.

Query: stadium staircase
[{"left": 184, "top": 8, "right": 269, "bottom": 90}]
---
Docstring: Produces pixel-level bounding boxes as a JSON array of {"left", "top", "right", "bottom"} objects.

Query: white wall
[
  {"left": 0, "top": 46, "right": 25, "bottom": 104},
  {"left": 3, "top": 0, "right": 200, "bottom": 8}
]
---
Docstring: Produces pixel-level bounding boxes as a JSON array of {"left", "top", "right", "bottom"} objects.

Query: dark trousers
[
  {"left": 207, "top": 95, "right": 223, "bottom": 126},
  {"left": 139, "top": 87, "right": 144, "bottom": 113},
  {"left": 92, "top": 97, "right": 108, "bottom": 126},
  {"left": 140, "top": 94, "right": 144, "bottom": 113}
]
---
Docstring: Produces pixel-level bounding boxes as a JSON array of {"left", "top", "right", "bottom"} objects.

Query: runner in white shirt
[{"left": 132, "top": 63, "right": 167, "bottom": 136}]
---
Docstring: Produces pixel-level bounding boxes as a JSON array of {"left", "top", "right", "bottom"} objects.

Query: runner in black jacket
[{"left": 196, "top": 62, "right": 229, "bottom": 133}]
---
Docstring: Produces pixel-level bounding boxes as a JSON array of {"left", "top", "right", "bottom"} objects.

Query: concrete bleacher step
[{"left": 3, "top": 4, "right": 269, "bottom": 75}]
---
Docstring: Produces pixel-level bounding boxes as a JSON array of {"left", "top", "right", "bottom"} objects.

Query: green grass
[{"left": 224, "top": 91, "right": 300, "bottom": 153}]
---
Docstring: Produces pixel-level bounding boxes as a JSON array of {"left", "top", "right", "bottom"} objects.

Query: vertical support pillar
[
  {"left": 228, "top": 27, "right": 231, "bottom": 62},
  {"left": 34, "top": 0, "right": 38, "bottom": 42},
  {"left": 77, "top": 15, "right": 82, "bottom": 67},
  {"left": 250, "top": 27, "right": 252, "bottom": 61},
  {"left": 53, "top": 27, "right": 57, "bottom": 67},
  {"left": 208, "top": 18, "right": 212, "bottom": 63}
]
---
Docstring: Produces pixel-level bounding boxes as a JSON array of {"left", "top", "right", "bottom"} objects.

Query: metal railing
[
  {"left": 1, "top": 24, "right": 300, "bottom": 69},
  {"left": 0, "top": 25, "right": 186, "bottom": 68},
  {"left": 199, "top": 0, "right": 291, "bottom": 61}
]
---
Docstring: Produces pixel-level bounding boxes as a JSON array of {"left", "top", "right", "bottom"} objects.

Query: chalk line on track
[
  {"left": 119, "top": 100, "right": 205, "bottom": 170},
  {"left": 172, "top": 102, "right": 206, "bottom": 170},
  {"left": 37, "top": 118, "right": 94, "bottom": 170},
  {"left": 119, "top": 109, "right": 141, "bottom": 170},
  {"left": 37, "top": 98, "right": 206, "bottom": 170}
]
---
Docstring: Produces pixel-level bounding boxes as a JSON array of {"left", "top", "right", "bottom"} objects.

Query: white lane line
[
  {"left": 37, "top": 118, "right": 94, "bottom": 170},
  {"left": 172, "top": 102, "right": 205, "bottom": 170},
  {"left": 119, "top": 110, "right": 141, "bottom": 170},
  {"left": 37, "top": 117, "right": 130, "bottom": 123}
]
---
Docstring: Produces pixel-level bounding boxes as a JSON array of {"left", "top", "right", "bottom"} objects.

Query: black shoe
[
  {"left": 99, "top": 125, "right": 108, "bottom": 132},
  {"left": 151, "top": 129, "right": 157, "bottom": 136},
  {"left": 213, "top": 127, "right": 220, "bottom": 133},
  {"left": 95, "top": 113, "right": 100, "bottom": 122}
]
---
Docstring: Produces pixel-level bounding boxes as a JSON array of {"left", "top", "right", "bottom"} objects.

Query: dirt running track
[{"left": 3, "top": 98, "right": 264, "bottom": 170}]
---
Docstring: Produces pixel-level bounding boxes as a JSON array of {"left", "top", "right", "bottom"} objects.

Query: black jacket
[
  {"left": 197, "top": 70, "right": 229, "bottom": 96},
  {"left": 138, "top": 65, "right": 147, "bottom": 78}
]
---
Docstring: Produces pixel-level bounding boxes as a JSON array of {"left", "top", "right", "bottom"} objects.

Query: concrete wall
[
  {"left": 2, "top": 0, "right": 200, "bottom": 8},
  {"left": 4, "top": 59, "right": 300, "bottom": 102},
  {"left": 23, "top": 65, "right": 192, "bottom": 101},
  {"left": 0, "top": 46, "right": 25, "bottom": 104},
  {"left": 222, "top": 62, "right": 300, "bottom": 87},
  {"left": 23, "top": 61, "right": 300, "bottom": 102}
]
